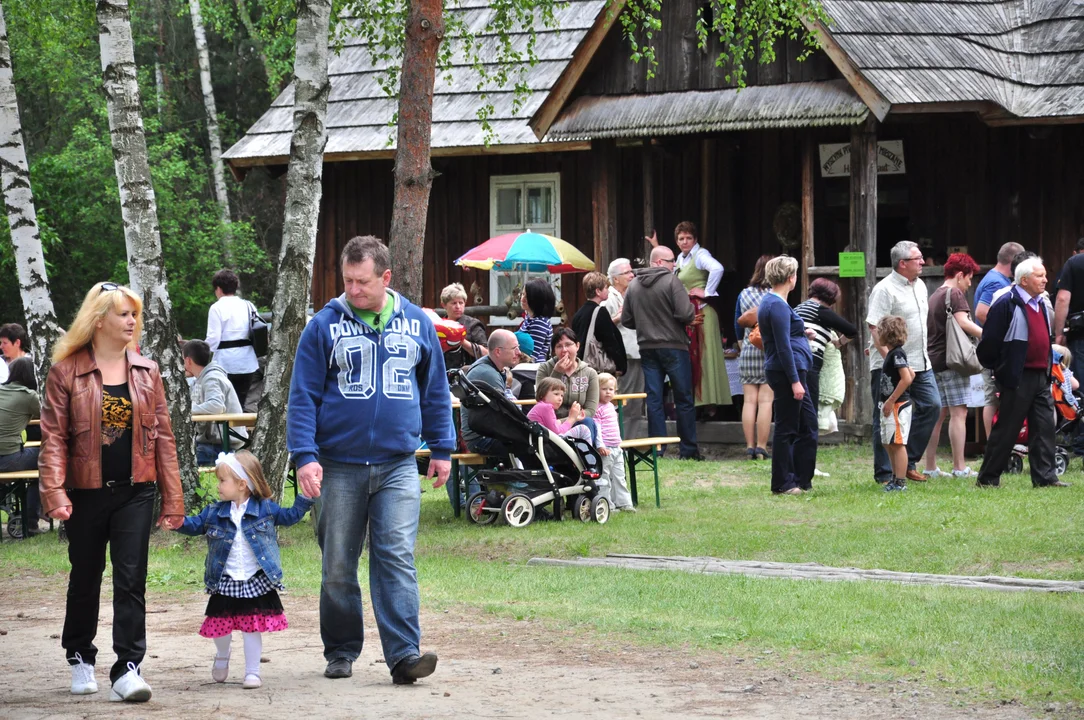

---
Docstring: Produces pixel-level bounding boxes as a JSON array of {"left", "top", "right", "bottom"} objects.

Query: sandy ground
[{"left": 0, "top": 573, "right": 1064, "bottom": 720}]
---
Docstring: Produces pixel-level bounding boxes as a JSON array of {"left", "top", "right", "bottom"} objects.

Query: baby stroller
[
  {"left": 449, "top": 368, "right": 609, "bottom": 527},
  {"left": 1003, "top": 364, "right": 1079, "bottom": 476}
]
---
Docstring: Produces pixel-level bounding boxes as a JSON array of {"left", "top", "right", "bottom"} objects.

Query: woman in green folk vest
[{"left": 649, "top": 221, "right": 732, "bottom": 411}]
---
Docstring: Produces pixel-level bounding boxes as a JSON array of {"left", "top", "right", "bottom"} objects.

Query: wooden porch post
[
  {"left": 850, "top": 116, "right": 878, "bottom": 426},
  {"left": 591, "top": 139, "right": 618, "bottom": 272},
  {"left": 641, "top": 143, "right": 654, "bottom": 262},
  {"left": 800, "top": 136, "right": 815, "bottom": 299}
]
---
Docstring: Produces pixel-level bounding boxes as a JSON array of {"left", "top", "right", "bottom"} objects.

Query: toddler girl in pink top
[
  {"left": 594, "top": 373, "right": 634, "bottom": 512},
  {"left": 527, "top": 377, "right": 595, "bottom": 445}
]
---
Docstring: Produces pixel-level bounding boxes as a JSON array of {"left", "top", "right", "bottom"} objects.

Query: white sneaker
[
  {"left": 70, "top": 653, "right": 98, "bottom": 695},
  {"left": 952, "top": 467, "right": 978, "bottom": 478},
  {"left": 212, "top": 654, "right": 230, "bottom": 683},
  {"left": 243, "top": 673, "right": 262, "bottom": 689},
  {"left": 618, "top": 505, "right": 638, "bottom": 513},
  {"left": 813, "top": 468, "right": 831, "bottom": 477},
  {"left": 109, "top": 663, "right": 152, "bottom": 702},
  {"left": 923, "top": 467, "right": 950, "bottom": 479}
]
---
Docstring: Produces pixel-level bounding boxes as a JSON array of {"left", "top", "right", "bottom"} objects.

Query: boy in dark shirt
[{"left": 876, "top": 316, "right": 915, "bottom": 492}]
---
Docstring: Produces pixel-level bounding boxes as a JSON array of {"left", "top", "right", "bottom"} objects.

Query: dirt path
[{"left": 0, "top": 575, "right": 1048, "bottom": 720}]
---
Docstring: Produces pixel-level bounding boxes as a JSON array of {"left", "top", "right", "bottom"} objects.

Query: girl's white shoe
[
  {"left": 212, "top": 655, "right": 230, "bottom": 683},
  {"left": 243, "top": 673, "right": 262, "bottom": 689},
  {"left": 70, "top": 653, "right": 98, "bottom": 695}
]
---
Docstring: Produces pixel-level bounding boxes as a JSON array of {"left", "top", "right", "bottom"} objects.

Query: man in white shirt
[
  {"left": 867, "top": 241, "right": 942, "bottom": 485},
  {"left": 206, "top": 270, "right": 260, "bottom": 406},
  {"left": 604, "top": 258, "right": 644, "bottom": 438}
]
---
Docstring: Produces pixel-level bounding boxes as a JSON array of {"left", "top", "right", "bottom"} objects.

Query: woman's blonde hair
[
  {"left": 440, "top": 282, "right": 467, "bottom": 305},
  {"left": 53, "top": 283, "right": 144, "bottom": 364},
  {"left": 764, "top": 255, "right": 799, "bottom": 287},
  {"left": 216, "top": 450, "right": 273, "bottom": 500},
  {"left": 536, "top": 376, "right": 566, "bottom": 402}
]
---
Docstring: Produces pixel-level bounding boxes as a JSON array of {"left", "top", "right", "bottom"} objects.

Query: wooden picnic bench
[{"left": 619, "top": 436, "right": 680, "bottom": 509}]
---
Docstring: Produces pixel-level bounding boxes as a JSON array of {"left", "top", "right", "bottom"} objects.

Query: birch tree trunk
[
  {"left": 0, "top": 1, "right": 61, "bottom": 385},
  {"left": 234, "top": 0, "right": 275, "bottom": 88},
  {"left": 97, "top": 0, "right": 199, "bottom": 503},
  {"left": 387, "top": 0, "right": 443, "bottom": 304},
  {"left": 189, "top": 0, "right": 232, "bottom": 257},
  {"left": 249, "top": 0, "right": 330, "bottom": 499}
]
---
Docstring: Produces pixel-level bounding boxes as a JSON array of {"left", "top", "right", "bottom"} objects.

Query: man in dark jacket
[
  {"left": 621, "top": 245, "right": 701, "bottom": 459},
  {"left": 976, "top": 257, "right": 1068, "bottom": 488}
]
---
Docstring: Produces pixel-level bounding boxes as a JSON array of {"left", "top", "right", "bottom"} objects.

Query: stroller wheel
[
  {"left": 1006, "top": 454, "right": 1024, "bottom": 474},
  {"left": 1055, "top": 449, "right": 1070, "bottom": 476},
  {"left": 501, "top": 493, "right": 535, "bottom": 528},
  {"left": 466, "top": 492, "right": 498, "bottom": 525},
  {"left": 591, "top": 496, "right": 610, "bottom": 524},
  {"left": 574, "top": 495, "right": 593, "bottom": 522},
  {"left": 7, "top": 514, "right": 24, "bottom": 539}
]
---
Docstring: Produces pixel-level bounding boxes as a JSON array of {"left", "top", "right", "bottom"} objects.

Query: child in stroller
[
  {"left": 449, "top": 368, "right": 609, "bottom": 527},
  {"left": 1001, "top": 346, "right": 1080, "bottom": 476}
]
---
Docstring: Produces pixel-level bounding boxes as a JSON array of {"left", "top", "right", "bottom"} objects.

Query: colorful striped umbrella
[{"left": 454, "top": 231, "right": 595, "bottom": 273}]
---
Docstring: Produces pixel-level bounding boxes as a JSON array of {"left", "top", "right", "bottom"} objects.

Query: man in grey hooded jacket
[
  {"left": 183, "top": 340, "right": 247, "bottom": 465},
  {"left": 621, "top": 245, "right": 701, "bottom": 459}
]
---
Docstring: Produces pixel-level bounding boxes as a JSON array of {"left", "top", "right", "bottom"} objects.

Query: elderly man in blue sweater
[
  {"left": 975, "top": 257, "right": 1069, "bottom": 488},
  {"left": 287, "top": 236, "right": 456, "bottom": 684}
]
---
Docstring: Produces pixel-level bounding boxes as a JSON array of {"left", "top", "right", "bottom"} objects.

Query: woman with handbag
[
  {"left": 570, "top": 272, "right": 627, "bottom": 376},
  {"left": 922, "top": 253, "right": 984, "bottom": 478}
]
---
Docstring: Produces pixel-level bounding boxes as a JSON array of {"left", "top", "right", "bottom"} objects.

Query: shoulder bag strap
[{"left": 586, "top": 303, "right": 602, "bottom": 344}]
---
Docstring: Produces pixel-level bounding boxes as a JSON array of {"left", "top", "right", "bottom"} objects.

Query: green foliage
[
  {"left": 0, "top": 0, "right": 273, "bottom": 336},
  {"left": 620, "top": 0, "right": 831, "bottom": 85}
]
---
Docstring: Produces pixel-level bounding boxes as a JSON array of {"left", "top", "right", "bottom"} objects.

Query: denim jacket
[{"left": 176, "top": 495, "right": 314, "bottom": 592}]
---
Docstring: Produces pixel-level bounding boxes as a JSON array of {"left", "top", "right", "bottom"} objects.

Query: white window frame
[{"left": 487, "top": 172, "right": 562, "bottom": 326}]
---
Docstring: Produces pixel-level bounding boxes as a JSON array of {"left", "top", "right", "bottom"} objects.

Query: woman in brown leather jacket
[{"left": 39, "top": 282, "right": 184, "bottom": 702}]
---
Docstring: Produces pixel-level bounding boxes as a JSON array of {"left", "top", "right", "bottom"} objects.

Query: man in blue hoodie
[{"left": 287, "top": 236, "right": 455, "bottom": 684}]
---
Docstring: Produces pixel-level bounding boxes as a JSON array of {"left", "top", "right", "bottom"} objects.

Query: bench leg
[
  {"left": 220, "top": 421, "right": 231, "bottom": 454},
  {"left": 652, "top": 444, "right": 661, "bottom": 508},
  {"left": 18, "top": 480, "right": 30, "bottom": 539},
  {"left": 627, "top": 452, "right": 638, "bottom": 507},
  {"left": 451, "top": 458, "right": 461, "bottom": 519}
]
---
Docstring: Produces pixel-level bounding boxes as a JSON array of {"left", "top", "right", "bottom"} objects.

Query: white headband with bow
[{"left": 215, "top": 452, "right": 254, "bottom": 493}]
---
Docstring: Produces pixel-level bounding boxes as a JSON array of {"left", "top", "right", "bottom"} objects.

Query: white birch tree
[
  {"left": 0, "top": 0, "right": 61, "bottom": 384},
  {"left": 189, "top": 0, "right": 232, "bottom": 258},
  {"left": 97, "top": 0, "right": 199, "bottom": 501},
  {"left": 249, "top": 0, "right": 330, "bottom": 498}
]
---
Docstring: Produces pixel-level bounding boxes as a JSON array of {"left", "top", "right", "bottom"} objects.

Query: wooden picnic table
[{"left": 191, "top": 412, "right": 257, "bottom": 454}]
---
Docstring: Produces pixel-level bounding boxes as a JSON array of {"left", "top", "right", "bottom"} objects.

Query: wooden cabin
[{"left": 224, "top": 0, "right": 1084, "bottom": 424}]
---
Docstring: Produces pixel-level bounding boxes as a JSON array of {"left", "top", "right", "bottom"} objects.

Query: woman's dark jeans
[
  {"left": 765, "top": 369, "right": 818, "bottom": 493},
  {"left": 62, "top": 483, "right": 155, "bottom": 682}
]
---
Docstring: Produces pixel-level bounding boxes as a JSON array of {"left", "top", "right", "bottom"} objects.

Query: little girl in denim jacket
[{"left": 174, "top": 450, "right": 313, "bottom": 689}]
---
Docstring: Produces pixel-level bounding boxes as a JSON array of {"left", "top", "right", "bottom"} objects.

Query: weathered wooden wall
[
  {"left": 312, "top": 119, "right": 1084, "bottom": 341},
  {"left": 576, "top": 0, "right": 839, "bottom": 96},
  {"left": 313, "top": 151, "right": 595, "bottom": 314}
]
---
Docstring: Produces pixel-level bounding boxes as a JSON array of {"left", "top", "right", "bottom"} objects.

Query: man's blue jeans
[
  {"left": 1069, "top": 336, "right": 1084, "bottom": 454},
  {"left": 317, "top": 456, "right": 422, "bottom": 671},
  {"left": 641, "top": 347, "right": 698, "bottom": 458},
  {"left": 871, "top": 368, "right": 941, "bottom": 480}
]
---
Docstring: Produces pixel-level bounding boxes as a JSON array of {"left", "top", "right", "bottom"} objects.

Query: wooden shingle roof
[
  {"left": 818, "top": 0, "right": 1084, "bottom": 120},
  {"left": 222, "top": 0, "right": 612, "bottom": 166}
]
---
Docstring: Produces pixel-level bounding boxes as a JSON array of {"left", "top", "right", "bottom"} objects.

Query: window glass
[{"left": 496, "top": 187, "right": 522, "bottom": 227}]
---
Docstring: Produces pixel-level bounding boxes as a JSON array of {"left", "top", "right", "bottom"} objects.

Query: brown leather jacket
[{"left": 39, "top": 347, "right": 185, "bottom": 517}]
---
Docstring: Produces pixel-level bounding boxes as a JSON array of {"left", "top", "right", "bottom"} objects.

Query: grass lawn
[{"left": 3, "top": 445, "right": 1082, "bottom": 708}]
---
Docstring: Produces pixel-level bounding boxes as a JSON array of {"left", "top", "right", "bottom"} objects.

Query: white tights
[{"left": 214, "top": 632, "right": 262, "bottom": 677}]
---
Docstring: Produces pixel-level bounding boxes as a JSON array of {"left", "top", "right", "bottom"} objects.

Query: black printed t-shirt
[
  {"left": 879, "top": 346, "right": 911, "bottom": 405},
  {"left": 101, "top": 383, "right": 133, "bottom": 482}
]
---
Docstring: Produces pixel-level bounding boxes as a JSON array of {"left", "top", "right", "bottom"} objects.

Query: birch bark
[
  {"left": 0, "top": 1, "right": 61, "bottom": 385},
  {"left": 249, "top": 0, "right": 330, "bottom": 498},
  {"left": 97, "top": 0, "right": 199, "bottom": 502},
  {"left": 189, "top": 0, "right": 232, "bottom": 256},
  {"left": 387, "top": 0, "right": 443, "bottom": 304}
]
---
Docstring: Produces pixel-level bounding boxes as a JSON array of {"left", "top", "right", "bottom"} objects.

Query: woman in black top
[
  {"left": 794, "top": 278, "right": 858, "bottom": 409},
  {"left": 570, "top": 272, "right": 628, "bottom": 375}
]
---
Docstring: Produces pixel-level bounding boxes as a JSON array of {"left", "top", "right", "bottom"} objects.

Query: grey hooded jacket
[
  {"left": 191, "top": 361, "right": 247, "bottom": 449},
  {"left": 621, "top": 266, "right": 695, "bottom": 350}
]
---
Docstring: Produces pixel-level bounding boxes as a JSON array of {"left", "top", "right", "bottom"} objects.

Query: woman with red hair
[{"left": 923, "top": 252, "right": 983, "bottom": 478}]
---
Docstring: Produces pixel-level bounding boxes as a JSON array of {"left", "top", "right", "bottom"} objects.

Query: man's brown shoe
[{"left": 905, "top": 469, "right": 927, "bottom": 483}]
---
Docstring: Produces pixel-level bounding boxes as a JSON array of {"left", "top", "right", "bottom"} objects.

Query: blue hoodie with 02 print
[{"left": 287, "top": 291, "right": 456, "bottom": 469}]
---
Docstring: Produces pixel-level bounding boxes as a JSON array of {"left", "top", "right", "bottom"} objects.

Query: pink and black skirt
[{"left": 198, "top": 571, "right": 289, "bottom": 638}]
